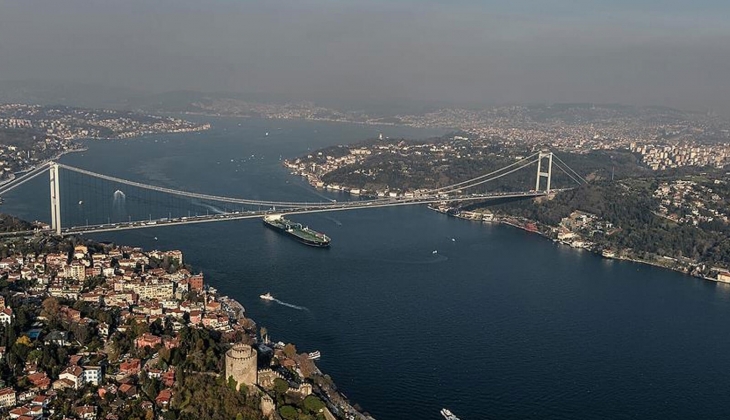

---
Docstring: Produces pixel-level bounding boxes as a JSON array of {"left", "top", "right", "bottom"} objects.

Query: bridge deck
[{"left": 60, "top": 190, "right": 561, "bottom": 235}]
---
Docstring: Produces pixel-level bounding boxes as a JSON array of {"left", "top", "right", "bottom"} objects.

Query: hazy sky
[{"left": 1, "top": 0, "right": 730, "bottom": 112}]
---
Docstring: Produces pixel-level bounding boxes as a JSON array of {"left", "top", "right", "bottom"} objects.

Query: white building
[
  {"left": 0, "top": 307, "right": 13, "bottom": 326},
  {"left": 59, "top": 366, "right": 84, "bottom": 389},
  {"left": 82, "top": 366, "right": 103, "bottom": 386}
]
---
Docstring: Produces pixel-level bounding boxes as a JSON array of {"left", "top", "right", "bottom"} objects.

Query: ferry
[
  {"left": 259, "top": 292, "right": 275, "bottom": 301},
  {"left": 440, "top": 408, "right": 460, "bottom": 420},
  {"left": 307, "top": 351, "right": 321, "bottom": 360}
]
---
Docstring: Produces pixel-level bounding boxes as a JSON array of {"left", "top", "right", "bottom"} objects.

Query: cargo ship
[{"left": 263, "top": 215, "right": 331, "bottom": 248}]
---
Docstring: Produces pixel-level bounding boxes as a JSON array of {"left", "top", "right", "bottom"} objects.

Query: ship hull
[{"left": 263, "top": 219, "right": 331, "bottom": 248}]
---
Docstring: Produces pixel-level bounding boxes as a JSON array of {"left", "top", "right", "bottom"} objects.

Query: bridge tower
[
  {"left": 49, "top": 162, "right": 61, "bottom": 235},
  {"left": 535, "top": 151, "right": 553, "bottom": 193}
]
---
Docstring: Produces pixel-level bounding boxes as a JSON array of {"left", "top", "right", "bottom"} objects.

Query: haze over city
[{"left": 2, "top": 0, "right": 730, "bottom": 113}]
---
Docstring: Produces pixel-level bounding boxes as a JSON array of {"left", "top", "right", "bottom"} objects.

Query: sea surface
[{"left": 6, "top": 117, "right": 730, "bottom": 419}]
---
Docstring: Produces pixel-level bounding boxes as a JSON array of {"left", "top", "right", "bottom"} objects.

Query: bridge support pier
[
  {"left": 49, "top": 163, "right": 61, "bottom": 235},
  {"left": 535, "top": 152, "right": 553, "bottom": 193}
]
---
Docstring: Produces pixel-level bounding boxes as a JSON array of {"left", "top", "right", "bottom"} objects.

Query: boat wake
[{"left": 272, "top": 298, "right": 309, "bottom": 311}]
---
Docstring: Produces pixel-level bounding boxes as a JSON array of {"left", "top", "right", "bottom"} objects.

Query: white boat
[
  {"left": 432, "top": 250, "right": 438, "bottom": 254},
  {"left": 440, "top": 408, "right": 460, "bottom": 420},
  {"left": 259, "top": 292, "right": 275, "bottom": 301},
  {"left": 307, "top": 350, "right": 321, "bottom": 360}
]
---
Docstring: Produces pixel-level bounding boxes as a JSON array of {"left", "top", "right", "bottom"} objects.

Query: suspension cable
[
  {"left": 436, "top": 156, "right": 541, "bottom": 194},
  {"left": 0, "top": 163, "right": 51, "bottom": 196},
  {"left": 425, "top": 152, "right": 540, "bottom": 194},
  {"left": 552, "top": 154, "right": 586, "bottom": 184}
]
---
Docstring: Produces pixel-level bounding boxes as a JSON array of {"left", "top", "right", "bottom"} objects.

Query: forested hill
[
  {"left": 0, "top": 213, "right": 33, "bottom": 232},
  {"left": 493, "top": 178, "right": 730, "bottom": 267}
]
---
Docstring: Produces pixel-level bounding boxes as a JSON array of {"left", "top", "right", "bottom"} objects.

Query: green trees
[
  {"left": 302, "top": 395, "right": 325, "bottom": 414},
  {"left": 279, "top": 405, "right": 298, "bottom": 420},
  {"left": 170, "top": 373, "right": 261, "bottom": 420},
  {"left": 277, "top": 398, "right": 325, "bottom": 420},
  {"left": 495, "top": 178, "right": 730, "bottom": 268}
]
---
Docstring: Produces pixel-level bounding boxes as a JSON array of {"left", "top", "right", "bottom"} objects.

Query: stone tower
[{"left": 225, "top": 343, "right": 257, "bottom": 390}]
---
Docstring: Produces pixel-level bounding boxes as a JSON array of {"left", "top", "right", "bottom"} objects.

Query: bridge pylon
[
  {"left": 535, "top": 151, "right": 553, "bottom": 193},
  {"left": 49, "top": 162, "right": 61, "bottom": 235}
]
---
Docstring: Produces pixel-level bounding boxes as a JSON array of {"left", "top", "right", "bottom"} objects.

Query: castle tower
[{"left": 225, "top": 343, "right": 257, "bottom": 390}]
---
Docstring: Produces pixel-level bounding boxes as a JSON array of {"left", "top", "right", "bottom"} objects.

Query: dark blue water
[{"left": 5, "top": 118, "right": 730, "bottom": 420}]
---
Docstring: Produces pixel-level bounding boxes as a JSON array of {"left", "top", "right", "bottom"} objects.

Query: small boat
[
  {"left": 259, "top": 292, "right": 275, "bottom": 301},
  {"left": 432, "top": 250, "right": 438, "bottom": 254},
  {"left": 308, "top": 351, "right": 321, "bottom": 360},
  {"left": 440, "top": 408, "right": 460, "bottom": 420}
]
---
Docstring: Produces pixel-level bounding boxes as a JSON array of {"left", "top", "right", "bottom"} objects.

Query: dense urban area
[
  {"left": 166, "top": 96, "right": 730, "bottom": 171},
  {"left": 0, "top": 237, "right": 368, "bottom": 420}
]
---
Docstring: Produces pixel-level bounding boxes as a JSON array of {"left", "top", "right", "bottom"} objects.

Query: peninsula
[{"left": 283, "top": 105, "right": 730, "bottom": 281}]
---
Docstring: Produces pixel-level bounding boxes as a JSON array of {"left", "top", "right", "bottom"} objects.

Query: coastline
[
  {"left": 466, "top": 212, "right": 724, "bottom": 284},
  {"left": 425, "top": 203, "right": 725, "bottom": 285},
  {"left": 0, "top": 130, "right": 373, "bottom": 419},
  {"left": 0, "top": 122, "right": 210, "bottom": 184},
  {"left": 0, "top": 145, "right": 88, "bottom": 185},
  {"left": 215, "top": 293, "right": 372, "bottom": 419}
]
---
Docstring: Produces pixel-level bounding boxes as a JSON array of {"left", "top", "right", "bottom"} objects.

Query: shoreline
[
  {"left": 0, "top": 125, "right": 373, "bottom": 419},
  {"left": 176, "top": 111, "right": 417, "bottom": 128},
  {"left": 426, "top": 204, "right": 724, "bottom": 284},
  {"left": 215, "top": 293, "right": 372, "bottom": 419},
  {"left": 0, "top": 145, "right": 88, "bottom": 185},
  {"left": 487, "top": 214, "right": 723, "bottom": 284},
  {"left": 0, "top": 122, "right": 210, "bottom": 184}
]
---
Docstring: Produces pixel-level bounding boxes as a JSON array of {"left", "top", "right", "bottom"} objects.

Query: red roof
[{"left": 155, "top": 388, "right": 173, "bottom": 406}]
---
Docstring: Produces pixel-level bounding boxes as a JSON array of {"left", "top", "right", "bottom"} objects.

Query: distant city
[
  {"left": 173, "top": 97, "right": 730, "bottom": 170},
  {"left": 0, "top": 104, "right": 210, "bottom": 181}
]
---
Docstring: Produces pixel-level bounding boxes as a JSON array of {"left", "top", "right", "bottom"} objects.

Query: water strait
[{"left": 5, "top": 117, "right": 730, "bottom": 420}]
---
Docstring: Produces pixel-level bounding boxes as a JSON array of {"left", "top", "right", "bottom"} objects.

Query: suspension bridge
[{"left": 0, "top": 151, "right": 586, "bottom": 236}]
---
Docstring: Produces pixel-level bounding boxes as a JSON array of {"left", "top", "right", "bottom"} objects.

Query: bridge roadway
[{"left": 60, "top": 189, "right": 566, "bottom": 235}]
